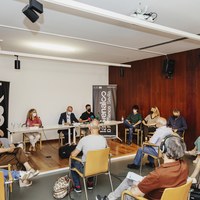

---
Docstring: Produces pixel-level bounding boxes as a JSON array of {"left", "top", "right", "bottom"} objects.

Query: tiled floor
[{"left": 10, "top": 154, "right": 197, "bottom": 200}]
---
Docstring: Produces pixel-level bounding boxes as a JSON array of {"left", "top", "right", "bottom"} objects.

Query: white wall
[{"left": 0, "top": 55, "right": 108, "bottom": 142}]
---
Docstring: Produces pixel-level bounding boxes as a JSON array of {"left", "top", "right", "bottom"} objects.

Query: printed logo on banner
[
  {"left": 0, "top": 81, "right": 10, "bottom": 138},
  {"left": 93, "top": 85, "right": 117, "bottom": 137}
]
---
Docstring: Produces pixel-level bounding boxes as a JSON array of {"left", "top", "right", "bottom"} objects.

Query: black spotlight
[
  {"left": 14, "top": 55, "right": 20, "bottom": 70},
  {"left": 22, "top": 0, "right": 43, "bottom": 23}
]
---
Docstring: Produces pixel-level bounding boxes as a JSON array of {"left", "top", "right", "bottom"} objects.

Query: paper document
[{"left": 126, "top": 172, "right": 143, "bottom": 182}]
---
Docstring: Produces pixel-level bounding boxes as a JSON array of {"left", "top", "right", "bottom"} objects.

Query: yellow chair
[
  {"left": 0, "top": 164, "right": 13, "bottom": 200},
  {"left": 139, "top": 142, "right": 162, "bottom": 175},
  {"left": 121, "top": 180, "right": 192, "bottom": 200},
  {"left": 125, "top": 125, "right": 143, "bottom": 146},
  {"left": 70, "top": 148, "right": 113, "bottom": 200},
  {"left": 0, "top": 171, "right": 5, "bottom": 200}
]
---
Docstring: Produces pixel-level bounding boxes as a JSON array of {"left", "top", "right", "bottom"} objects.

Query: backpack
[
  {"left": 59, "top": 144, "right": 83, "bottom": 159},
  {"left": 53, "top": 175, "right": 73, "bottom": 199}
]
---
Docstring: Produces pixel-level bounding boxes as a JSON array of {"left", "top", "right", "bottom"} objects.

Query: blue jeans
[
  {"left": 71, "top": 160, "right": 93, "bottom": 187},
  {"left": 124, "top": 120, "right": 137, "bottom": 142},
  {"left": 133, "top": 146, "right": 158, "bottom": 166}
]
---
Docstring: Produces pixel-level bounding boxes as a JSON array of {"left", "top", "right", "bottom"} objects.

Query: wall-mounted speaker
[
  {"left": 15, "top": 60, "right": 20, "bottom": 70},
  {"left": 163, "top": 59, "right": 175, "bottom": 79}
]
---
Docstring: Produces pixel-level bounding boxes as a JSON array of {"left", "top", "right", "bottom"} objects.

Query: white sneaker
[
  {"left": 19, "top": 171, "right": 31, "bottom": 181},
  {"left": 185, "top": 150, "right": 197, "bottom": 156},
  {"left": 193, "top": 157, "right": 199, "bottom": 164},
  {"left": 19, "top": 179, "right": 32, "bottom": 187},
  {"left": 28, "top": 169, "right": 40, "bottom": 180}
]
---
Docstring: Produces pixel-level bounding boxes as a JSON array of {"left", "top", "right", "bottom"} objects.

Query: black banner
[
  {"left": 0, "top": 81, "right": 10, "bottom": 138},
  {"left": 93, "top": 85, "right": 117, "bottom": 136}
]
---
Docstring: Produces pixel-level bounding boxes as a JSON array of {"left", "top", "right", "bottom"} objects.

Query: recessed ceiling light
[{"left": 27, "top": 42, "right": 78, "bottom": 53}]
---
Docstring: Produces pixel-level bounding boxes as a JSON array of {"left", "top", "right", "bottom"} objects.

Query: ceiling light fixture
[
  {"left": 22, "top": 0, "right": 43, "bottom": 23},
  {"left": 28, "top": 42, "right": 78, "bottom": 53}
]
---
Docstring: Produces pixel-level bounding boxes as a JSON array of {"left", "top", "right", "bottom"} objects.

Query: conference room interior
[{"left": 1, "top": 0, "right": 200, "bottom": 199}]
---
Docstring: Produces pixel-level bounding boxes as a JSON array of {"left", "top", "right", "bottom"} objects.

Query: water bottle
[{"left": 121, "top": 116, "right": 124, "bottom": 122}]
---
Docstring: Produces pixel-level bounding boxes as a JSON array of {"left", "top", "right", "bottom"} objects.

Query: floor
[
  {"left": 28, "top": 139, "right": 139, "bottom": 172},
  {"left": 10, "top": 154, "right": 196, "bottom": 200}
]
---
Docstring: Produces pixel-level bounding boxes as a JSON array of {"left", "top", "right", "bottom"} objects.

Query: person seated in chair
[
  {"left": 58, "top": 106, "right": 79, "bottom": 145},
  {"left": 142, "top": 106, "right": 160, "bottom": 140},
  {"left": 124, "top": 105, "right": 142, "bottom": 145},
  {"left": 96, "top": 135, "right": 188, "bottom": 200},
  {"left": 25, "top": 108, "right": 42, "bottom": 151},
  {"left": 185, "top": 136, "right": 200, "bottom": 164},
  {"left": 79, "top": 104, "right": 95, "bottom": 136},
  {"left": 70, "top": 119, "right": 107, "bottom": 193},
  {"left": 189, "top": 157, "right": 200, "bottom": 184},
  {"left": 127, "top": 117, "right": 173, "bottom": 169},
  {"left": 0, "top": 129, "right": 39, "bottom": 179},
  {"left": 167, "top": 109, "right": 187, "bottom": 137}
]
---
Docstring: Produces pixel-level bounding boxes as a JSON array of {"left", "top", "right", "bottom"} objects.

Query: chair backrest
[
  {"left": 161, "top": 181, "right": 192, "bottom": 200},
  {"left": 0, "top": 171, "right": 5, "bottom": 200},
  {"left": 84, "top": 148, "right": 110, "bottom": 177}
]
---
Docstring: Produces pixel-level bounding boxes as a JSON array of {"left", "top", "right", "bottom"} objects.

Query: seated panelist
[
  {"left": 58, "top": 106, "right": 79, "bottom": 145},
  {"left": 25, "top": 108, "right": 42, "bottom": 152},
  {"left": 79, "top": 104, "right": 95, "bottom": 123}
]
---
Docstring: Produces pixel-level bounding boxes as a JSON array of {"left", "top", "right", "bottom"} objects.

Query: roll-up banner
[
  {"left": 0, "top": 81, "right": 10, "bottom": 138},
  {"left": 93, "top": 85, "right": 117, "bottom": 137}
]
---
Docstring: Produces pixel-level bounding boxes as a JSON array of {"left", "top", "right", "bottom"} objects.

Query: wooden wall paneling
[{"left": 109, "top": 48, "right": 200, "bottom": 148}]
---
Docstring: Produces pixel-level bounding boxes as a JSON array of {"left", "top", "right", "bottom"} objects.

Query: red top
[
  {"left": 26, "top": 117, "right": 42, "bottom": 127},
  {"left": 138, "top": 160, "right": 188, "bottom": 200}
]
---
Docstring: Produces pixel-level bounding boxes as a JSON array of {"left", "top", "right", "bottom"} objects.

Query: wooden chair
[
  {"left": 23, "top": 132, "right": 42, "bottom": 151},
  {"left": 125, "top": 125, "right": 143, "bottom": 146},
  {"left": 121, "top": 180, "right": 192, "bottom": 200},
  {"left": 140, "top": 142, "right": 162, "bottom": 175},
  {"left": 0, "top": 164, "right": 13, "bottom": 200},
  {"left": 70, "top": 148, "right": 113, "bottom": 200}
]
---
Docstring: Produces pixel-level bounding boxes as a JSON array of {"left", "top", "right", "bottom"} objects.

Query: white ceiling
[{"left": 0, "top": 0, "right": 200, "bottom": 65}]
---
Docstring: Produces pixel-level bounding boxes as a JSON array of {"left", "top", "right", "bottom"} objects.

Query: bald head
[
  {"left": 156, "top": 117, "right": 167, "bottom": 127},
  {"left": 90, "top": 119, "right": 99, "bottom": 133}
]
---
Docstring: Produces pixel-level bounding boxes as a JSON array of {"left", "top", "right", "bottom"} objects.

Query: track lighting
[
  {"left": 14, "top": 55, "right": 20, "bottom": 70},
  {"left": 22, "top": 0, "right": 43, "bottom": 23}
]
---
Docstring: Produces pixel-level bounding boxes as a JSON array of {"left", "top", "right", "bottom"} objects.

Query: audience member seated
[
  {"left": 189, "top": 158, "right": 200, "bottom": 184},
  {"left": 58, "top": 106, "right": 79, "bottom": 144},
  {"left": 96, "top": 135, "right": 188, "bottom": 200},
  {"left": 0, "top": 130, "right": 39, "bottom": 179},
  {"left": 124, "top": 105, "right": 142, "bottom": 145},
  {"left": 127, "top": 117, "right": 173, "bottom": 169},
  {"left": 25, "top": 108, "right": 42, "bottom": 151},
  {"left": 70, "top": 119, "right": 107, "bottom": 193},
  {"left": 79, "top": 104, "right": 95, "bottom": 123},
  {"left": 167, "top": 109, "right": 187, "bottom": 137},
  {"left": 142, "top": 106, "right": 160, "bottom": 140},
  {"left": 186, "top": 136, "right": 200, "bottom": 164},
  {"left": 1, "top": 168, "right": 32, "bottom": 187}
]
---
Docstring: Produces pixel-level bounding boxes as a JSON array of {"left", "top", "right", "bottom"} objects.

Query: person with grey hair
[
  {"left": 70, "top": 119, "right": 107, "bottom": 193},
  {"left": 127, "top": 117, "right": 173, "bottom": 169},
  {"left": 96, "top": 135, "right": 188, "bottom": 200}
]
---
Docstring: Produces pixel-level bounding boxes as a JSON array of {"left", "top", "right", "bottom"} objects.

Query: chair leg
[
  {"left": 108, "top": 172, "right": 114, "bottom": 191},
  {"left": 39, "top": 133, "right": 42, "bottom": 150},
  {"left": 83, "top": 178, "right": 88, "bottom": 200}
]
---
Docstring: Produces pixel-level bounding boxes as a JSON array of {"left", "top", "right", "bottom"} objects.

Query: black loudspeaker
[
  {"left": 163, "top": 59, "right": 175, "bottom": 79},
  {"left": 29, "top": 0, "right": 43, "bottom": 14},
  {"left": 22, "top": 4, "right": 39, "bottom": 23},
  {"left": 15, "top": 60, "right": 20, "bottom": 70},
  {"left": 120, "top": 67, "right": 124, "bottom": 77}
]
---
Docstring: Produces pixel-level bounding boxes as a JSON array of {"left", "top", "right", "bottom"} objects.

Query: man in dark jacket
[{"left": 58, "top": 106, "right": 79, "bottom": 144}]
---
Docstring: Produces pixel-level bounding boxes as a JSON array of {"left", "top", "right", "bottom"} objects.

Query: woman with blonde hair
[
  {"left": 25, "top": 109, "right": 42, "bottom": 151},
  {"left": 142, "top": 106, "right": 160, "bottom": 139}
]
